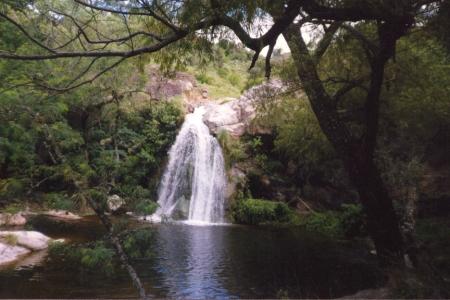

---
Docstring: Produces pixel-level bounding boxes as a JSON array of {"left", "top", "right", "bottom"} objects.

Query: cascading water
[{"left": 152, "top": 106, "right": 226, "bottom": 224}]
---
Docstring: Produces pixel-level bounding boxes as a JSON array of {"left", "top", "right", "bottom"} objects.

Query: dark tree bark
[{"left": 282, "top": 19, "right": 411, "bottom": 265}]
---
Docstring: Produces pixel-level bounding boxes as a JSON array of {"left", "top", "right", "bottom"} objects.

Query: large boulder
[
  {"left": 0, "top": 231, "right": 52, "bottom": 251},
  {"left": 0, "top": 212, "right": 27, "bottom": 226},
  {"left": 0, "top": 242, "right": 30, "bottom": 265},
  {"left": 0, "top": 231, "right": 62, "bottom": 266},
  {"left": 145, "top": 67, "right": 196, "bottom": 100},
  {"left": 203, "top": 101, "right": 242, "bottom": 136},
  {"left": 107, "top": 194, "right": 126, "bottom": 214},
  {"left": 203, "top": 79, "right": 284, "bottom": 137}
]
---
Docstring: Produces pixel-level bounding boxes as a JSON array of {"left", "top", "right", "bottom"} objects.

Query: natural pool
[{"left": 0, "top": 217, "right": 383, "bottom": 298}]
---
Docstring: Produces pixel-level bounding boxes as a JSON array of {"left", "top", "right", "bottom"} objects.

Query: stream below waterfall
[{"left": 0, "top": 217, "right": 382, "bottom": 299}]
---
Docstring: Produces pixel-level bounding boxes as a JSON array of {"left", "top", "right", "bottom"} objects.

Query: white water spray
[{"left": 152, "top": 107, "right": 226, "bottom": 224}]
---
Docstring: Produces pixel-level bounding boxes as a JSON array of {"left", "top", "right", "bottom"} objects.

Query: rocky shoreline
[{"left": 0, "top": 210, "right": 75, "bottom": 266}]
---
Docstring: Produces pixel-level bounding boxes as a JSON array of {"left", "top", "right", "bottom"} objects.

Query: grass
[
  {"left": 186, "top": 60, "right": 251, "bottom": 99},
  {"left": 2, "top": 234, "right": 18, "bottom": 246}
]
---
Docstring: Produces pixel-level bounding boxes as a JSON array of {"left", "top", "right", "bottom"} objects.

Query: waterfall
[{"left": 152, "top": 106, "right": 226, "bottom": 224}]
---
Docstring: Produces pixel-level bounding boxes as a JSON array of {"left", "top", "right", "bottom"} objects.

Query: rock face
[
  {"left": 0, "top": 212, "right": 27, "bottom": 226},
  {"left": 145, "top": 67, "right": 196, "bottom": 100},
  {"left": 203, "top": 79, "right": 284, "bottom": 137},
  {"left": 107, "top": 194, "right": 126, "bottom": 214},
  {"left": 226, "top": 165, "right": 247, "bottom": 201}
]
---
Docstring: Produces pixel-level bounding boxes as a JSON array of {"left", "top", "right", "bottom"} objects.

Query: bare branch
[
  {"left": 74, "top": 0, "right": 180, "bottom": 32},
  {"left": 34, "top": 58, "right": 126, "bottom": 92},
  {"left": 265, "top": 41, "right": 276, "bottom": 78},
  {"left": 332, "top": 79, "right": 366, "bottom": 103},
  {"left": 0, "top": 11, "right": 56, "bottom": 53}
]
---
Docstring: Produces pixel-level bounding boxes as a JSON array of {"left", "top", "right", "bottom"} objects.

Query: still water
[{"left": 0, "top": 219, "right": 382, "bottom": 298}]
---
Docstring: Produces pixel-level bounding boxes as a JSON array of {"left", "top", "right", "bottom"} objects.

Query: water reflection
[
  {"left": 0, "top": 223, "right": 383, "bottom": 299},
  {"left": 153, "top": 224, "right": 229, "bottom": 298}
]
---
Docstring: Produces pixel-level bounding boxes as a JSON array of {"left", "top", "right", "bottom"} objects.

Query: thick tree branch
[
  {"left": 341, "top": 24, "right": 378, "bottom": 56},
  {"left": 0, "top": 30, "right": 186, "bottom": 60},
  {"left": 332, "top": 79, "right": 366, "bottom": 103},
  {"left": 313, "top": 21, "right": 342, "bottom": 62}
]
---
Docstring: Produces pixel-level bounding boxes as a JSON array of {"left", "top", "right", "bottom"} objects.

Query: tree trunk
[
  {"left": 283, "top": 24, "right": 405, "bottom": 266},
  {"left": 346, "top": 157, "right": 404, "bottom": 265}
]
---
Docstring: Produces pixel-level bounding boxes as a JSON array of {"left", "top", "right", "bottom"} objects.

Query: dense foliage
[{"left": 232, "top": 198, "right": 292, "bottom": 225}]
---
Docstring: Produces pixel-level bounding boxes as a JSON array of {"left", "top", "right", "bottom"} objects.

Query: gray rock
[
  {"left": 107, "top": 194, "right": 126, "bottom": 213},
  {"left": 0, "top": 212, "right": 27, "bottom": 226},
  {"left": 226, "top": 165, "right": 247, "bottom": 200},
  {"left": 0, "top": 242, "right": 30, "bottom": 265},
  {"left": 44, "top": 210, "right": 81, "bottom": 220},
  {"left": 0, "top": 231, "right": 52, "bottom": 251},
  {"left": 145, "top": 68, "right": 196, "bottom": 100},
  {"left": 203, "top": 79, "right": 284, "bottom": 137}
]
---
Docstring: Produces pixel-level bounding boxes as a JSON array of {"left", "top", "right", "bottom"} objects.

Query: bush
[
  {"left": 1, "top": 202, "right": 22, "bottom": 214},
  {"left": 80, "top": 242, "right": 115, "bottom": 275},
  {"left": 300, "top": 212, "right": 341, "bottom": 237},
  {"left": 44, "top": 192, "right": 74, "bottom": 211},
  {"left": 299, "top": 204, "right": 367, "bottom": 238},
  {"left": 49, "top": 241, "right": 115, "bottom": 276},
  {"left": 0, "top": 178, "right": 26, "bottom": 198},
  {"left": 133, "top": 199, "right": 158, "bottom": 216},
  {"left": 232, "top": 198, "right": 292, "bottom": 225},
  {"left": 195, "top": 73, "right": 212, "bottom": 84},
  {"left": 123, "top": 229, "right": 154, "bottom": 259},
  {"left": 217, "top": 130, "right": 247, "bottom": 168},
  {"left": 339, "top": 204, "right": 367, "bottom": 238}
]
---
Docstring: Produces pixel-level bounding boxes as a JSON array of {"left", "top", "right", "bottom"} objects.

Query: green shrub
[
  {"left": 195, "top": 73, "right": 212, "bottom": 84},
  {"left": 300, "top": 205, "right": 367, "bottom": 238},
  {"left": 300, "top": 212, "right": 341, "bottom": 237},
  {"left": 80, "top": 242, "right": 115, "bottom": 275},
  {"left": 133, "top": 199, "right": 158, "bottom": 216},
  {"left": 49, "top": 241, "right": 115, "bottom": 276},
  {"left": 123, "top": 229, "right": 154, "bottom": 259},
  {"left": 217, "top": 130, "right": 247, "bottom": 168},
  {"left": 88, "top": 189, "right": 108, "bottom": 212},
  {"left": 0, "top": 178, "right": 26, "bottom": 198},
  {"left": 232, "top": 198, "right": 292, "bottom": 225},
  {"left": 44, "top": 193, "right": 74, "bottom": 211},
  {"left": 1, "top": 202, "right": 22, "bottom": 214},
  {"left": 339, "top": 204, "right": 367, "bottom": 238}
]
